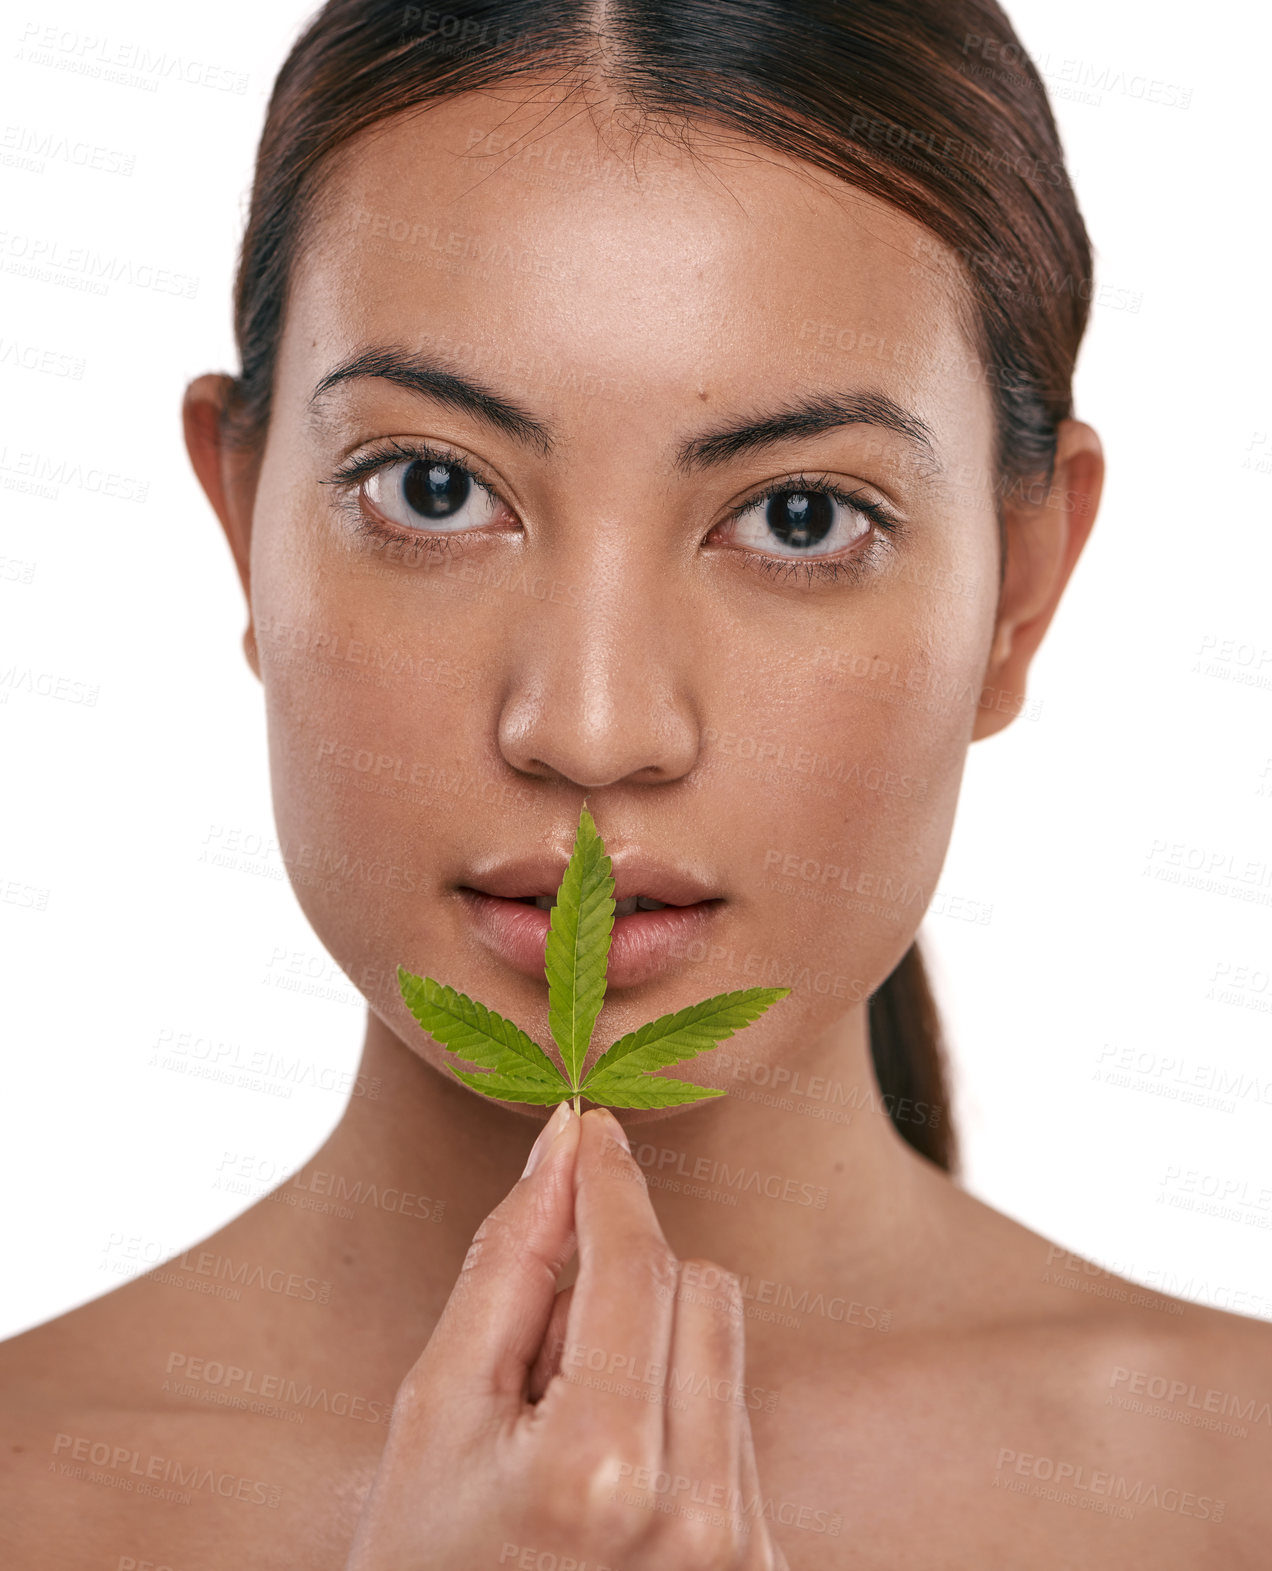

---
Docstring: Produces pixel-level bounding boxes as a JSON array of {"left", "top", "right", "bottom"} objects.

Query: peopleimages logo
[
  {"left": 0, "top": 443, "right": 147, "bottom": 500},
  {"left": 762, "top": 847, "right": 927, "bottom": 906},
  {"left": 51, "top": 1432, "right": 281, "bottom": 1507},
  {"left": 163, "top": 1353, "right": 392, "bottom": 1425},
  {"left": 16, "top": 23, "right": 249, "bottom": 94},
  {"left": 1110, "top": 1365, "right": 1271, "bottom": 1430},
  {"left": 625, "top": 1143, "right": 828, "bottom": 1210},
  {"left": 610, "top": 1462, "right": 843, "bottom": 1536},
  {"left": 0, "top": 230, "right": 197, "bottom": 297},
  {"left": 993, "top": 1447, "right": 1223, "bottom": 1520}
]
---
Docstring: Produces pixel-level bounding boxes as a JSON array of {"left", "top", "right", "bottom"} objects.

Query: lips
[
  {"left": 455, "top": 846, "right": 725, "bottom": 988},
  {"left": 460, "top": 850, "right": 722, "bottom": 909}
]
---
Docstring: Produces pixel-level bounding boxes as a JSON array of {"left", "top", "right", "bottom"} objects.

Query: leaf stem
[{"left": 572, "top": 1093, "right": 581, "bottom": 1115}]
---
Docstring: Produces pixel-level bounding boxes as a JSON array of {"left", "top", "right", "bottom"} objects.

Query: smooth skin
[{"left": 2, "top": 78, "right": 1269, "bottom": 1569}]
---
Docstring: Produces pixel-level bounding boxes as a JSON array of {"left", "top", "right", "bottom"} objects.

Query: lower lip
[{"left": 458, "top": 889, "right": 723, "bottom": 988}]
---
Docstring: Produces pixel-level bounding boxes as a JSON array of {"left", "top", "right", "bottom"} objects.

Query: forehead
[{"left": 281, "top": 87, "right": 986, "bottom": 448}]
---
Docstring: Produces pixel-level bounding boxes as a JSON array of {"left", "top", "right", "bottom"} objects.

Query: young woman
[{"left": 3, "top": 1, "right": 1268, "bottom": 1565}]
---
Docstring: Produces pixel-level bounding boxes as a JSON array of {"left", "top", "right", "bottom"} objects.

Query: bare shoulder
[
  {"left": 0, "top": 1289, "right": 131, "bottom": 1425},
  {"left": 956, "top": 1186, "right": 1272, "bottom": 1555},
  {"left": 1005, "top": 1204, "right": 1272, "bottom": 1413},
  {"left": 1098, "top": 1286, "right": 1272, "bottom": 1465},
  {"left": 0, "top": 1261, "right": 212, "bottom": 1421},
  {"left": 0, "top": 1287, "right": 375, "bottom": 1570},
  {"left": 0, "top": 1294, "right": 159, "bottom": 1567},
  {"left": 1056, "top": 1276, "right": 1272, "bottom": 1562},
  {"left": 885, "top": 1175, "right": 1268, "bottom": 1552},
  {"left": 929, "top": 1165, "right": 1272, "bottom": 1383}
]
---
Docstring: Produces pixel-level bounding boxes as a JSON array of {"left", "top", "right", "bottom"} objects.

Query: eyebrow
[
  {"left": 308, "top": 345, "right": 941, "bottom": 473},
  {"left": 676, "top": 390, "right": 940, "bottom": 475},
  {"left": 309, "top": 346, "right": 553, "bottom": 455}
]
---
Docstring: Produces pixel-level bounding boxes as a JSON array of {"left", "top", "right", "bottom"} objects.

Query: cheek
[
  {"left": 249, "top": 509, "right": 481, "bottom": 1013},
  {"left": 694, "top": 573, "right": 994, "bottom": 1033}
]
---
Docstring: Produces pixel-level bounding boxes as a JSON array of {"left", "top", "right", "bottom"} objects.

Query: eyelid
[
  {"left": 325, "top": 436, "right": 511, "bottom": 508},
  {"left": 328, "top": 443, "right": 900, "bottom": 525},
  {"left": 725, "top": 469, "right": 901, "bottom": 532}
]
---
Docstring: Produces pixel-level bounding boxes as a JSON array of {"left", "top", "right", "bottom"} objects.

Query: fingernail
[{"left": 522, "top": 1101, "right": 573, "bottom": 1178}]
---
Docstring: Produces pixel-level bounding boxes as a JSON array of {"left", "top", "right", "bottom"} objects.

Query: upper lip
[{"left": 460, "top": 850, "right": 722, "bottom": 906}]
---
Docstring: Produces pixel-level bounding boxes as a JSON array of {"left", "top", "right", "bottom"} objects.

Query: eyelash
[
  {"left": 322, "top": 438, "right": 500, "bottom": 555},
  {"left": 321, "top": 437, "right": 903, "bottom": 587},
  {"left": 728, "top": 471, "right": 901, "bottom": 586}
]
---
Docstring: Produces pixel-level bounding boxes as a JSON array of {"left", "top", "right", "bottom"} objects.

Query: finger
[
  {"left": 526, "top": 1280, "right": 575, "bottom": 1403},
  {"left": 663, "top": 1261, "right": 746, "bottom": 1528},
  {"left": 552, "top": 1108, "right": 678, "bottom": 1455},
  {"left": 736, "top": 1417, "right": 791, "bottom": 1570},
  {"left": 727, "top": 1369, "right": 792, "bottom": 1571},
  {"left": 416, "top": 1101, "right": 580, "bottom": 1412}
]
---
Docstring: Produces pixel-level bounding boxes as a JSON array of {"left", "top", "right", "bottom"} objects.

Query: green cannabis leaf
[{"left": 397, "top": 804, "right": 790, "bottom": 1111}]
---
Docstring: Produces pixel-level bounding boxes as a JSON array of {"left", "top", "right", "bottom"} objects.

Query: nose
[{"left": 495, "top": 553, "right": 703, "bottom": 790}]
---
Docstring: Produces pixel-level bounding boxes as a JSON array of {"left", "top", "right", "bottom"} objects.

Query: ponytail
[{"left": 868, "top": 941, "right": 958, "bottom": 1174}]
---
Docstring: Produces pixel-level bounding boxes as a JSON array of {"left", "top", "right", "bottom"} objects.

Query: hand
[{"left": 344, "top": 1103, "right": 790, "bottom": 1570}]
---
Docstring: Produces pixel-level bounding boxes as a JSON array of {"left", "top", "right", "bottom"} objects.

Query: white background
[{"left": 2, "top": 0, "right": 1269, "bottom": 1340}]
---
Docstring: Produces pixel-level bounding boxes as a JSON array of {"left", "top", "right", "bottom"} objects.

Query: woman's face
[{"left": 234, "top": 87, "right": 1009, "bottom": 1107}]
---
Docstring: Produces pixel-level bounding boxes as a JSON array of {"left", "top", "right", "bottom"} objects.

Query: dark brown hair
[{"left": 225, "top": 0, "right": 1094, "bottom": 1176}]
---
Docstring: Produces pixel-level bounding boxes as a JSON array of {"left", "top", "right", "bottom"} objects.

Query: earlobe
[
  {"left": 971, "top": 420, "right": 1104, "bottom": 742},
  {"left": 182, "top": 373, "right": 263, "bottom": 685}
]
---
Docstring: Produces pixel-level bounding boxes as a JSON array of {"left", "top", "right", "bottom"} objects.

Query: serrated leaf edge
[
  {"left": 581, "top": 1071, "right": 728, "bottom": 1109},
  {"left": 585, "top": 986, "right": 791, "bottom": 1082},
  {"left": 397, "top": 966, "right": 567, "bottom": 1084}
]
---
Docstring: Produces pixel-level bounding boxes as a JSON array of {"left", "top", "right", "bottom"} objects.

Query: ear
[
  {"left": 972, "top": 419, "right": 1104, "bottom": 741},
  {"left": 182, "top": 373, "right": 264, "bottom": 682}
]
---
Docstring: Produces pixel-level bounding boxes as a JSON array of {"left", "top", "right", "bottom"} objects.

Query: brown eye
[
  {"left": 364, "top": 457, "right": 502, "bottom": 533},
  {"left": 723, "top": 483, "right": 874, "bottom": 560}
]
